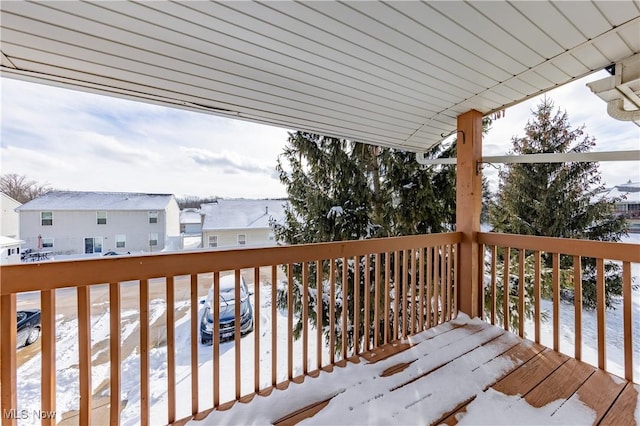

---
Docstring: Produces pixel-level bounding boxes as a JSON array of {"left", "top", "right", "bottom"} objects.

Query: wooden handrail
[{"left": 478, "top": 232, "right": 640, "bottom": 263}]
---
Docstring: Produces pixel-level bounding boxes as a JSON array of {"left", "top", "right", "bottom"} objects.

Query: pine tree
[
  {"left": 273, "top": 131, "right": 456, "bottom": 350},
  {"left": 489, "top": 98, "right": 627, "bottom": 312}
]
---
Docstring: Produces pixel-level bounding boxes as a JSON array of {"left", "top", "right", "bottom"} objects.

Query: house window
[
  {"left": 238, "top": 234, "right": 246, "bottom": 245},
  {"left": 97, "top": 211, "right": 107, "bottom": 225},
  {"left": 41, "top": 211, "right": 53, "bottom": 226},
  {"left": 42, "top": 238, "right": 54, "bottom": 248},
  {"left": 115, "top": 234, "right": 126, "bottom": 249},
  {"left": 149, "top": 233, "right": 158, "bottom": 247},
  {"left": 208, "top": 235, "right": 218, "bottom": 248},
  {"left": 149, "top": 211, "right": 158, "bottom": 224}
]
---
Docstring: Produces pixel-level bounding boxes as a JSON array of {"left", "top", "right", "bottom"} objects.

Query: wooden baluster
[
  {"left": 374, "top": 253, "right": 380, "bottom": 346},
  {"left": 139, "top": 280, "right": 149, "bottom": 425},
  {"left": 623, "top": 261, "right": 633, "bottom": 381},
  {"left": 78, "top": 286, "right": 92, "bottom": 426},
  {"left": 402, "top": 249, "right": 409, "bottom": 335},
  {"left": 518, "top": 250, "right": 525, "bottom": 338},
  {"left": 213, "top": 272, "right": 220, "bottom": 407},
  {"left": 109, "top": 283, "right": 121, "bottom": 425},
  {"left": 394, "top": 251, "right": 400, "bottom": 339},
  {"left": 503, "top": 248, "right": 510, "bottom": 331},
  {"left": 534, "top": 251, "right": 541, "bottom": 344},
  {"left": 254, "top": 267, "right": 261, "bottom": 393},
  {"left": 316, "top": 260, "right": 324, "bottom": 367},
  {"left": 453, "top": 244, "right": 458, "bottom": 316},
  {"left": 287, "top": 265, "right": 293, "bottom": 380},
  {"left": 329, "top": 260, "right": 336, "bottom": 364},
  {"left": 385, "top": 252, "right": 391, "bottom": 342},
  {"left": 41, "top": 289, "right": 56, "bottom": 426},
  {"left": 167, "top": 276, "right": 176, "bottom": 423},
  {"left": 353, "top": 257, "right": 360, "bottom": 355},
  {"left": 190, "top": 274, "right": 199, "bottom": 416},
  {"left": 440, "top": 246, "right": 446, "bottom": 325},
  {"left": 490, "top": 246, "right": 497, "bottom": 325},
  {"left": 426, "top": 247, "right": 432, "bottom": 329},
  {"left": 302, "top": 262, "right": 309, "bottom": 373},
  {"left": 447, "top": 244, "right": 453, "bottom": 321},
  {"left": 271, "top": 266, "right": 277, "bottom": 387},
  {"left": 596, "top": 258, "right": 605, "bottom": 370},
  {"left": 573, "top": 257, "right": 582, "bottom": 361},
  {"left": 552, "top": 253, "right": 560, "bottom": 352},
  {"left": 235, "top": 271, "right": 242, "bottom": 399},
  {"left": 341, "top": 257, "right": 348, "bottom": 359},
  {"left": 433, "top": 247, "right": 440, "bottom": 326},
  {"left": 364, "top": 255, "right": 370, "bottom": 352}
]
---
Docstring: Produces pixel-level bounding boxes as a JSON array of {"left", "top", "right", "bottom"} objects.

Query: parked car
[
  {"left": 103, "top": 251, "right": 130, "bottom": 256},
  {"left": 17, "top": 309, "right": 41, "bottom": 348},
  {"left": 200, "top": 275, "right": 253, "bottom": 344}
]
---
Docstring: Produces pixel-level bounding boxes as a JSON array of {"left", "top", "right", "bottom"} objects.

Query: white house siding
[
  {"left": 165, "top": 199, "right": 181, "bottom": 237},
  {"left": 203, "top": 228, "right": 274, "bottom": 249},
  {"left": 19, "top": 209, "right": 173, "bottom": 254},
  {"left": 0, "top": 236, "right": 24, "bottom": 265},
  {"left": 1, "top": 193, "right": 21, "bottom": 238}
]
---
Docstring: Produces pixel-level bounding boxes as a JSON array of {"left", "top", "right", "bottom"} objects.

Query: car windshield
[{"left": 219, "top": 284, "right": 247, "bottom": 304}]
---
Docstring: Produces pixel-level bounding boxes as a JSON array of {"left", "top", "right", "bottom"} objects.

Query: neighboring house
[
  {"left": 17, "top": 191, "right": 180, "bottom": 254},
  {"left": 1, "top": 193, "right": 21, "bottom": 239},
  {"left": 201, "top": 199, "right": 288, "bottom": 249},
  {"left": 0, "top": 236, "right": 24, "bottom": 265},
  {"left": 180, "top": 208, "right": 203, "bottom": 235},
  {"left": 607, "top": 181, "right": 640, "bottom": 233}
]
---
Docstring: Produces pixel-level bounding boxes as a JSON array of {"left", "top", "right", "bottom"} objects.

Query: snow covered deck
[{"left": 186, "top": 316, "right": 638, "bottom": 425}]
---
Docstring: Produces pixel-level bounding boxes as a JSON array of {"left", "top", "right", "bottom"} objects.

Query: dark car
[
  {"left": 17, "top": 309, "right": 41, "bottom": 348},
  {"left": 103, "top": 251, "right": 130, "bottom": 256},
  {"left": 200, "top": 275, "right": 253, "bottom": 344}
]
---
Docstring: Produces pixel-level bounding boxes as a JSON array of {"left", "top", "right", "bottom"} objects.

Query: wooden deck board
[
  {"left": 599, "top": 382, "right": 639, "bottom": 425},
  {"left": 524, "top": 357, "right": 595, "bottom": 407},
  {"left": 437, "top": 340, "right": 547, "bottom": 425},
  {"left": 191, "top": 321, "right": 637, "bottom": 426},
  {"left": 556, "top": 368, "right": 627, "bottom": 423}
]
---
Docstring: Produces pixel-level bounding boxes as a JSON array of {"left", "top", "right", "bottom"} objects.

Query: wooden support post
[{"left": 456, "top": 109, "right": 483, "bottom": 318}]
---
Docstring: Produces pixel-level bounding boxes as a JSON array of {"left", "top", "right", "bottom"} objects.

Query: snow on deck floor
[{"left": 187, "top": 314, "right": 628, "bottom": 425}]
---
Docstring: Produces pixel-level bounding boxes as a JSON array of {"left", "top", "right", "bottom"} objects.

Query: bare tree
[{"left": 0, "top": 173, "right": 53, "bottom": 203}]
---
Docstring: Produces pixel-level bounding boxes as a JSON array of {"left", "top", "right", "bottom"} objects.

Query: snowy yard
[{"left": 13, "top": 235, "right": 640, "bottom": 425}]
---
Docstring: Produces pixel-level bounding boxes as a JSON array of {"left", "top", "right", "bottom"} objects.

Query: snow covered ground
[{"left": 13, "top": 235, "right": 640, "bottom": 425}]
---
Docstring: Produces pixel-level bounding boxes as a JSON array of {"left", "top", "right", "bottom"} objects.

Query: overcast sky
[{"left": 1, "top": 70, "right": 638, "bottom": 199}]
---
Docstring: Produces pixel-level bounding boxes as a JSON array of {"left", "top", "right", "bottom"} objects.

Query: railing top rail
[
  {"left": 478, "top": 232, "right": 640, "bottom": 263},
  {"left": 0, "top": 232, "right": 461, "bottom": 295}
]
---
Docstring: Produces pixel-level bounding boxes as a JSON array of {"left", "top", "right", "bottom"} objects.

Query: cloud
[{"left": 184, "top": 147, "right": 276, "bottom": 176}]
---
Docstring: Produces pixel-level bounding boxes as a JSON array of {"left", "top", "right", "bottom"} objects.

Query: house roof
[
  {"left": 180, "top": 209, "right": 202, "bottom": 225},
  {"left": 1, "top": 2, "right": 638, "bottom": 152},
  {"left": 1, "top": 193, "right": 21, "bottom": 207},
  {"left": 0, "top": 236, "right": 24, "bottom": 247},
  {"left": 607, "top": 182, "right": 640, "bottom": 203},
  {"left": 16, "top": 191, "right": 175, "bottom": 211},
  {"left": 201, "top": 199, "right": 287, "bottom": 231}
]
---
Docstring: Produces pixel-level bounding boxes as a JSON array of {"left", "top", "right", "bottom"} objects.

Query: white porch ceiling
[{"left": 1, "top": 1, "right": 639, "bottom": 152}]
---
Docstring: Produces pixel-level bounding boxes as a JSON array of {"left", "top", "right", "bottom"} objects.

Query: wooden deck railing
[
  {"left": 478, "top": 232, "right": 640, "bottom": 382},
  {"left": 0, "top": 232, "right": 460, "bottom": 425}
]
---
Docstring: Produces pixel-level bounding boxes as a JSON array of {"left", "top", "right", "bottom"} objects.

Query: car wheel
[{"left": 26, "top": 326, "right": 40, "bottom": 345}]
